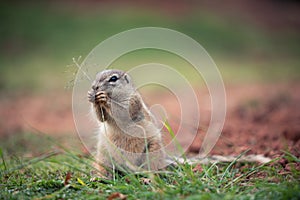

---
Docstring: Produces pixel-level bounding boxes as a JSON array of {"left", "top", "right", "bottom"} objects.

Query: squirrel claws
[
  {"left": 87, "top": 90, "right": 109, "bottom": 105},
  {"left": 95, "top": 91, "right": 108, "bottom": 104}
]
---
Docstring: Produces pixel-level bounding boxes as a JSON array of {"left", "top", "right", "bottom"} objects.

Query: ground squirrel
[{"left": 88, "top": 69, "right": 166, "bottom": 178}]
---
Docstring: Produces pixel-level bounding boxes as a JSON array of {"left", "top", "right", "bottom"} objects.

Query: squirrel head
[{"left": 91, "top": 69, "right": 135, "bottom": 100}]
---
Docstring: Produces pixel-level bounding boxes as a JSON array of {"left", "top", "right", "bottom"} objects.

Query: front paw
[{"left": 95, "top": 91, "right": 108, "bottom": 105}]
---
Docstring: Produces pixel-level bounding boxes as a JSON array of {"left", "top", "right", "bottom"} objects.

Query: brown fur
[{"left": 88, "top": 70, "right": 165, "bottom": 178}]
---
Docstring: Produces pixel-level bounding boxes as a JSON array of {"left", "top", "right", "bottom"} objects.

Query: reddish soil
[
  {"left": 189, "top": 83, "right": 300, "bottom": 160},
  {"left": 0, "top": 83, "right": 299, "bottom": 163},
  {"left": 0, "top": 91, "right": 75, "bottom": 136}
]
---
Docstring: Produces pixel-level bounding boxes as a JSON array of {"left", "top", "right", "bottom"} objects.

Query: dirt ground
[
  {"left": 0, "top": 82, "right": 299, "bottom": 165},
  {"left": 190, "top": 83, "right": 300, "bottom": 159}
]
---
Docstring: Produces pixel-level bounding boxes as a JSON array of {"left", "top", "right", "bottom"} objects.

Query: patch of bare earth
[
  {"left": 188, "top": 83, "right": 300, "bottom": 171},
  {"left": 0, "top": 91, "right": 75, "bottom": 136}
]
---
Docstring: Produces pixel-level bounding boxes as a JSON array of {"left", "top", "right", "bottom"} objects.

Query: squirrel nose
[{"left": 92, "top": 85, "right": 99, "bottom": 91}]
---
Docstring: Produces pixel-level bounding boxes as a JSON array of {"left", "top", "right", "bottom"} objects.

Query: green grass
[
  {"left": 0, "top": 132, "right": 299, "bottom": 199},
  {"left": 1, "top": 147, "right": 299, "bottom": 199}
]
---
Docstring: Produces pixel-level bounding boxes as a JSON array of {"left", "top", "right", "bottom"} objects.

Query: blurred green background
[{"left": 1, "top": 0, "right": 300, "bottom": 95}]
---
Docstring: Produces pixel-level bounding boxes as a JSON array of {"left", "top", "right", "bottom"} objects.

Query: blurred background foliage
[{"left": 1, "top": 0, "right": 300, "bottom": 95}]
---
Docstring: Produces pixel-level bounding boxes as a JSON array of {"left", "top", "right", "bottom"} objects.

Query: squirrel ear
[{"left": 124, "top": 74, "right": 130, "bottom": 83}]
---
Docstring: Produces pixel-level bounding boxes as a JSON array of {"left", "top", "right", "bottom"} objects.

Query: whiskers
[{"left": 109, "top": 97, "right": 130, "bottom": 109}]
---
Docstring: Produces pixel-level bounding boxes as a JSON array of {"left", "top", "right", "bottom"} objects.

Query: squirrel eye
[{"left": 108, "top": 75, "right": 118, "bottom": 82}]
